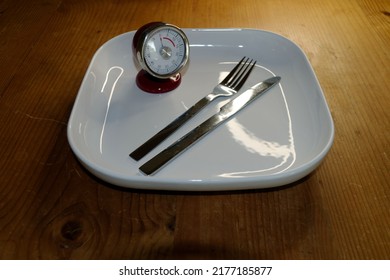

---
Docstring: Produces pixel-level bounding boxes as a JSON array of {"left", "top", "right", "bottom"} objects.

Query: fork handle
[{"left": 129, "top": 95, "right": 212, "bottom": 161}]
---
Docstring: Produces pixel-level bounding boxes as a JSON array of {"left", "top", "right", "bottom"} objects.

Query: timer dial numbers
[{"left": 141, "top": 25, "right": 189, "bottom": 79}]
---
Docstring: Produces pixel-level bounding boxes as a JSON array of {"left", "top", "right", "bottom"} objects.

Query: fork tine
[
  {"left": 227, "top": 58, "right": 252, "bottom": 88},
  {"left": 230, "top": 59, "right": 256, "bottom": 91},
  {"left": 225, "top": 57, "right": 251, "bottom": 87},
  {"left": 220, "top": 57, "right": 247, "bottom": 85}
]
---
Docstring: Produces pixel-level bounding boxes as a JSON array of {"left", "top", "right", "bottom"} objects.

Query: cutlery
[
  {"left": 129, "top": 57, "right": 256, "bottom": 160},
  {"left": 139, "top": 76, "right": 281, "bottom": 175}
]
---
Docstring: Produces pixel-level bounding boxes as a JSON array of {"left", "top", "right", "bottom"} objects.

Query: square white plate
[{"left": 67, "top": 28, "right": 334, "bottom": 191}]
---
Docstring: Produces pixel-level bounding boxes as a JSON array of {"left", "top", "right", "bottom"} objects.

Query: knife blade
[{"left": 139, "top": 76, "right": 281, "bottom": 175}]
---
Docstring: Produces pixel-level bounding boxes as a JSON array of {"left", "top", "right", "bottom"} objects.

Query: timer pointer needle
[{"left": 160, "top": 35, "right": 164, "bottom": 48}]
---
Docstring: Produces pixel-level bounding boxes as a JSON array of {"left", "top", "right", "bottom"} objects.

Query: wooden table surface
[{"left": 0, "top": 0, "right": 389, "bottom": 260}]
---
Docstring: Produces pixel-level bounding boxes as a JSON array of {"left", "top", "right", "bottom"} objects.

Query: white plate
[{"left": 67, "top": 28, "right": 334, "bottom": 191}]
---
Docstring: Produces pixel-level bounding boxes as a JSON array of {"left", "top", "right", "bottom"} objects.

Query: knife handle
[
  {"left": 129, "top": 96, "right": 211, "bottom": 160},
  {"left": 139, "top": 116, "right": 220, "bottom": 175}
]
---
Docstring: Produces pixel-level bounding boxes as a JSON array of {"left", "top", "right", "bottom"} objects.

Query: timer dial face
[{"left": 138, "top": 24, "right": 189, "bottom": 79}]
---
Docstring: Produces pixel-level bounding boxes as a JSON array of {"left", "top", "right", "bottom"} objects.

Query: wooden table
[{"left": 0, "top": 0, "right": 389, "bottom": 259}]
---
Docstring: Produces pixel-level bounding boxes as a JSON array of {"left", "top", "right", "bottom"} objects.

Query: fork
[{"left": 129, "top": 57, "right": 256, "bottom": 160}]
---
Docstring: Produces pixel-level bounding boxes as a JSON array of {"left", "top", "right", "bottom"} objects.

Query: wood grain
[{"left": 0, "top": 0, "right": 389, "bottom": 259}]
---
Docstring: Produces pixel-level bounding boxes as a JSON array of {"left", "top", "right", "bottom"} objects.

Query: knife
[{"left": 139, "top": 76, "right": 281, "bottom": 175}]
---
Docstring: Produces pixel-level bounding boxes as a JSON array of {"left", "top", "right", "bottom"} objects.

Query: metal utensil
[
  {"left": 139, "top": 76, "right": 281, "bottom": 175},
  {"left": 129, "top": 57, "right": 256, "bottom": 160}
]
